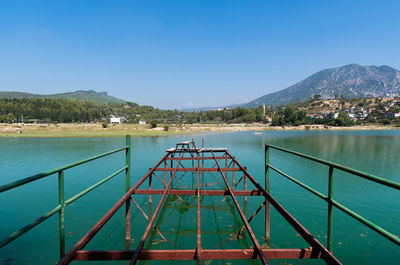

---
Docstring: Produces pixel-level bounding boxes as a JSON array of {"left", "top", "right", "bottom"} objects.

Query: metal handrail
[
  {"left": 267, "top": 144, "right": 400, "bottom": 190},
  {"left": 0, "top": 136, "right": 131, "bottom": 259},
  {"left": 265, "top": 144, "right": 400, "bottom": 252},
  {"left": 0, "top": 145, "right": 128, "bottom": 193}
]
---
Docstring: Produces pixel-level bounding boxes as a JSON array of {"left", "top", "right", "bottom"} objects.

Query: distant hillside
[
  {"left": 244, "top": 64, "right": 400, "bottom": 107},
  {"left": 180, "top": 106, "right": 219, "bottom": 112},
  {"left": 0, "top": 90, "right": 125, "bottom": 105}
]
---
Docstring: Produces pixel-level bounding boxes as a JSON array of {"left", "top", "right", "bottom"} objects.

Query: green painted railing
[
  {"left": 265, "top": 144, "right": 400, "bottom": 252},
  {"left": 0, "top": 135, "right": 131, "bottom": 258}
]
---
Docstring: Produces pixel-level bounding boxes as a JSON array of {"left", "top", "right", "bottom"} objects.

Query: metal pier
[{"left": 58, "top": 139, "right": 340, "bottom": 265}]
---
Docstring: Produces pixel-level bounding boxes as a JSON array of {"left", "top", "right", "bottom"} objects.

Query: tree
[
  {"left": 242, "top": 112, "right": 256, "bottom": 123},
  {"left": 6, "top": 113, "right": 15, "bottom": 123},
  {"left": 283, "top": 106, "right": 295, "bottom": 124},
  {"left": 313, "top": 94, "right": 322, "bottom": 101},
  {"left": 150, "top": 119, "right": 158, "bottom": 128},
  {"left": 296, "top": 110, "right": 306, "bottom": 121},
  {"left": 271, "top": 116, "right": 283, "bottom": 126}
]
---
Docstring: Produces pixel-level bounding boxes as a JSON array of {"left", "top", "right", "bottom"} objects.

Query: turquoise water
[{"left": 0, "top": 130, "right": 399, "bottom": 264}]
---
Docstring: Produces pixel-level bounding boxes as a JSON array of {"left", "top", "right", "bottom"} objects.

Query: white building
[
  {"left": 347, "top": 113, "right": 356, "bottom": 120},
  {"left": 110, "top": 116, "right": 126, "bottom": 124},
  {"left": 327, "top": 112, "right": 339, "bottom": 119},
  {"left": 139, "top": 119, "right": 146, "bottom": 125}
]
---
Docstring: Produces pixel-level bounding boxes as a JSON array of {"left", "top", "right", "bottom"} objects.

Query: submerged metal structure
[{"left": 1, "top": 136, "right": 399, "bottom": 264}]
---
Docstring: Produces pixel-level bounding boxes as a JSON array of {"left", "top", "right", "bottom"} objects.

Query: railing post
[
  {"left": 265, "top": 145, "right": 270, "bottom": 246},
  {"left": 244, "top": 167, "right": 247, "bottom": 216},
  {"left": 327, "top": 165, "right": 334, "bottom": 252},
  {"left": 58, "top": 170, "right": 65, "bottom": 258},
  {"left": 232, "top": 162, "right": 235, "bottom": 189},
  {"left": 126, "top": 135, "right": 131, "bottom": 192},
  {"left": 125, "top": 135, "right": 131, "bottom": 247},
  {"left": 149, "top": 172, "right": 153, "bottom": 218}
]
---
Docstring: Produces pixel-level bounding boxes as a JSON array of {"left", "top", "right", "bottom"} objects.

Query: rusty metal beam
[
  {"left": 165, "top": 156, "right": 228, "bottom": 161},
  {"left": 167, "top": 149, "right": 227, "bottom": 153},
  {"left": 154, "top": 168, "right": 240, "bottom": 172},
  {"left": 150, "top": 171, "right": 166, "bottom": 186},
  {"left": 237, "top": 200, "right": 267, "bottom": 238},
  {"left": 225, "top": 151, "right": 342, "bottom": 265},
  {"left": 196, "top": 153, "right": 201, "bottom": 264},
  {"left": 75, "top": 248, "right": 320, "bottom": 260},
  {"left": 211, "top": 151, "right": 269, "bottom": 265},
  {"left": 134, "top": 189, "right": 263, "bottom": 196},
  {"left": 130, "top": 198, "right": 167, "bottom": 241}
]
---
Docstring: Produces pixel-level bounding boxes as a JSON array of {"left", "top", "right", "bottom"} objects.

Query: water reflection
[{"left": 140, "top": 168, "right": 258, "bottom": 265}]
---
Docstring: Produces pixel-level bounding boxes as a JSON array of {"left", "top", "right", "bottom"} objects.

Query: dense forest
[{"left": 0, "top": 98, "right": 266, "bottom": 124}]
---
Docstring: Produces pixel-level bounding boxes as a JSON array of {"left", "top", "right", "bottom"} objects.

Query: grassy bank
[{"left": 0, "top": 123, "right": 398, "bottom": 137}]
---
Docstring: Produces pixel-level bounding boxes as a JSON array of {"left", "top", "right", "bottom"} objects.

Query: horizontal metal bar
[
  {"left": 75, "top": 248, "right": 321, "bottom": 260},
  {"left": 134, "top": 189, "right": 263, "bottom": 196},
  {"left": 166, "top": 149, "right": 227, "bottom": 153},
  {"left": 0, "top": 146, "right": 128, "bottom": 193},
  {"left": 267, "top": 145, "right": 400, "bottom": 190},
  {"left": 331, "top": 199, "right": 400, "bottom": 246},
  {"left": 165, "top": 156, "right": 228, "bottom": 161},
  {"left": 268, "top": 164, "right": 327, "bottom": 201},
  {"left": 64, "top": 166, "right": 128, "bottom": 206},
  {"left": 154, "top": 168, "right": 240, "bottom": 172},
  {"left": 0, "top": 205, "right": 61, "bottom": 248}
]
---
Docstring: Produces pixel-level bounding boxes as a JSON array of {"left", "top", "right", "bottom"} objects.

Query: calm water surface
[{"left": 0, "top": 130, "right": 399, "bottom": 265}]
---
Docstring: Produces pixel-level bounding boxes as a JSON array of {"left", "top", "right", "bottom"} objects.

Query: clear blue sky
[{"left": 0, "top": 0, "right": 399, "bottom": 109}]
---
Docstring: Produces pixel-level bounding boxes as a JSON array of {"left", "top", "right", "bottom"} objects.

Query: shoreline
[{"left": 0, "top": 123, "right": 398, "bottom": 138}]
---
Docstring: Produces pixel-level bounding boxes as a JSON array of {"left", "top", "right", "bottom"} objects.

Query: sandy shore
[{"left": 0, "top": 123, "right": 398, "bottom": 137}]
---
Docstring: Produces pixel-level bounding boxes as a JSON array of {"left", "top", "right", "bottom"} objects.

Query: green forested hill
[{"left": 0, "top": 90, "right": 125, "bottom": 105}]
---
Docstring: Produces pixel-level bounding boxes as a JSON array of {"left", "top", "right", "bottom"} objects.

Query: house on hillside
[
  {"left": 385, "top": 112, "right": 400, "bottom": 119},
  {"left": 110, "top": 115, "right": 126, "bottom": 124},
  {"left": 347, "top": 113, "right": 357, "bottom": 120},
  {"left": 139, "top": 119, "right": 146, "bottom": 125}
]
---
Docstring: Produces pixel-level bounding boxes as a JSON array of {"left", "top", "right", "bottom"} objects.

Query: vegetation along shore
[{"left": 0, "top": 122, "right": 398, "bottom": 138}]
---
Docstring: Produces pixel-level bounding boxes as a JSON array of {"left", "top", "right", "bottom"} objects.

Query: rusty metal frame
[{"left": 57, "top": 141, "right": 341, "bottom": 265}]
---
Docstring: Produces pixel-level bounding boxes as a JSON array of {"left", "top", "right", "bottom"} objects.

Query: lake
[{"left": 1, "top": 130, "right": 399, "bottom": 264}]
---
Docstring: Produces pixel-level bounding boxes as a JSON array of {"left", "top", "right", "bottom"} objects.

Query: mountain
[
  {"left": 244, "top": 64, "right": 400, "bottom": 107},
  {"left": 0, "top": 90, "right": 125, "bottom": 105},
  {"left": 180, "top": 103, "right": 243, "bottom": 112}
]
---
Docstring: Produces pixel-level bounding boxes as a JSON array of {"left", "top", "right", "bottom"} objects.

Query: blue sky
[{"left": 0, "top": 0, "right": 399, "bottom": 109}]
